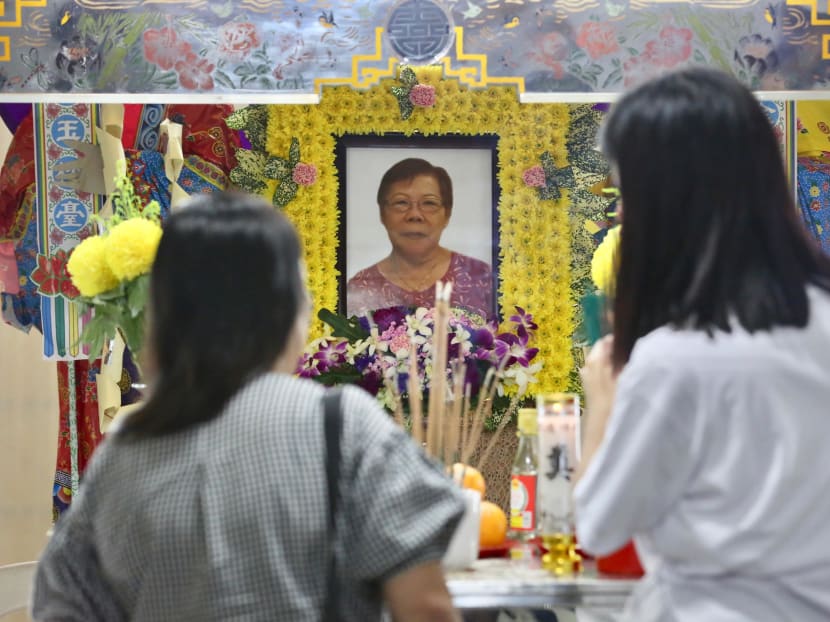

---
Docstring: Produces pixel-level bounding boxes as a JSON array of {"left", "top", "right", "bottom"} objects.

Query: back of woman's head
[
  {"left": 377, "top": 158, "right": 454, "bottom": 212},
  {"left": 123, "top": 191, "right": 304, "bottom": 438},
  {"left": 602, "top": 66, "right": 830, "bottom": 368}
]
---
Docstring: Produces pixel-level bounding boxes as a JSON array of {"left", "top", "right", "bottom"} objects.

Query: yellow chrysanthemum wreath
[{"left": 251, "top": 69, "right": 573, "bottom": 394}]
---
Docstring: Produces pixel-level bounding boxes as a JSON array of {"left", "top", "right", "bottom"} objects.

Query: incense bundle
[{"left": 387, "top": 281, "right": 521, "bottom": 476}]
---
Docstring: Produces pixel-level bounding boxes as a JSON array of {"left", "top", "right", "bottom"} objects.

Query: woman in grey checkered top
[{"left": 32, "top": 191, "right": 466, "bottom": 621}]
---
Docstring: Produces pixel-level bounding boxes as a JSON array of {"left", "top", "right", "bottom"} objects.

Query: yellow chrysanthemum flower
[
  {"left": 105, "top": 218, "right": 163, "bottom": 281},
  {"left": 591, "top": 225, "right": 621, "bottom": 295},
  {"left": 67, "top": 235, "right": 120, "bottom": 297}
]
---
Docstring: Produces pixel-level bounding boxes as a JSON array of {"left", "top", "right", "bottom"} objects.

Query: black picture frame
[{"left": 334, "top": 132, "right": 501, "bottom": 318}]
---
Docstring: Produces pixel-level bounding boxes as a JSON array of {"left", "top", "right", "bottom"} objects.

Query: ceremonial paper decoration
[{"left": 32, "top": 103, "right": 103, "bottom": 360}]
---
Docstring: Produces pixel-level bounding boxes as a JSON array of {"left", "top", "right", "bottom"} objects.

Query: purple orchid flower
[
  {"left": 311, "top": 340, "right": 348, "bottom": 372},
  {"left": 470, "top": 326, "right": 496, "bottom": 348},
  {"left": 494, "top": 325, "right": 539, "bottom": 367},
  {"left": 295, "top": 352, "right": 316, "bottom": 377},
  {"left": 509, "top": 306, "right": 538, "bottom": 332}
]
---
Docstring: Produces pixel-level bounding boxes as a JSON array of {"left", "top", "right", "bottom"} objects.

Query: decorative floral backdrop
[
  {"left": 229, "top": 68, "right": 610, "bottom": 394},
  {"left": 0, "top": 0, "right": 828, "bottom": 97}
]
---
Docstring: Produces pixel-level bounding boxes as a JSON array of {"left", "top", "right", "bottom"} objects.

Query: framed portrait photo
[{"left": 335, "top": 133, "right": 500, "bottom": 318}]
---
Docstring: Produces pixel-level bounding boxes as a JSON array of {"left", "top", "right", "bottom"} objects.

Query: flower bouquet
[
  {"left": 297, "top": 302, "right": 542, "bottom": 431},
  {"left": 66, "top": 162, "right": 162, "bottom": 359}
]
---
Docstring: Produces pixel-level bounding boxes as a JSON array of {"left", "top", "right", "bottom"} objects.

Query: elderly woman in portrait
[{"left": 346, "top": 158, "right": 494, "bottom": 319}]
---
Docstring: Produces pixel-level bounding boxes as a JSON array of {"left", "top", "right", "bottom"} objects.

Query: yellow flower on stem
[
  {"left": 67, "top": 236, "right": 119, "bottom": 297},
  {"left": 105, "top": 218, "right": 163, "bottom": 281}
]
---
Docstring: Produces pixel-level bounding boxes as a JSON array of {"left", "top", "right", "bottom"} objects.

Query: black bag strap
[{"left": 322, "top": 388, "right": 343, "bottom": 622}]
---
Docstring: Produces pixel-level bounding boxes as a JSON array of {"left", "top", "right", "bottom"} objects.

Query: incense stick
[
  {"left": 428, "top": 281, "right": 451, "bottom": 460},
  {"left": 408, "top": 343, "right": 423, "bottom": 446}
]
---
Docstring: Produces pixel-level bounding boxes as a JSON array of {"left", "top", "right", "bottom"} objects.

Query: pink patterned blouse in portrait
[{"left": 346, "top": 252, "right": 494, "bottom": 319}]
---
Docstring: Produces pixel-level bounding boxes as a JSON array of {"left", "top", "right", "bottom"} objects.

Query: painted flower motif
[
  {"left": 49, "top": 185, "right": 64, "bottom": 203},
  {"left": 30, "top": 252, "right": 63, "bottom": 296},
  {"left": 811, "top": 185, "right": 821, "bottom": 198},
  {"left": 528, "top": 31, "right": 569, "bottom": 79},
  {"left": 576, "top": 21, "right": 620, "bottom": 60},
  {"left": 218, "top": 21, "right": 261, "bottom": 62},
  {"left": 49, "top": 228, "right": 66, "bottom": 247},
  {"left": 623, "top": 54, "right": 659, "bottom": 88},
  {"left": 175, "top": 53, "right": 215, "bottom": 91},
  {"left": 48, "top": 144, "right": 62, "bottom": 161},
  {"left": 409, "top": 84, "right": 436, "bottom": 107},
  {"left": 734, "top": 34, "right": 778, "bottom": 77},
  {"left": 645, "top": 26, "right": 693, "bottom": 68},
  {"left": 292, "top": 162, "right": 318, "bottom": 186},
  {"left": 143, "top": 27, "right": 192, "bottom": 71},
  {"left": 522, "top": 165, "right": 546, "bottom": 188}
]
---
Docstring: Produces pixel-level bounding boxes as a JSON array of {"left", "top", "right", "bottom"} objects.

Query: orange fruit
[
  {"left": 479, "top": 500, "right": 508, "bottom": 548},
  {"left": 451, "top": 463, "right": 486, "bottom": 498}
]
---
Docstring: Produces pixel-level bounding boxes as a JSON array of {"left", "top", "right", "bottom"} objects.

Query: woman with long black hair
[
  {"left": 33, "top": 191, "right": 464, "bottom": 622},
  {"left": 576, "top": 67, "right": 830, "bottom": 621}
]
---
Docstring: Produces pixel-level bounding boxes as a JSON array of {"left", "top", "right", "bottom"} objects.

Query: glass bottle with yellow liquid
[{"left": 537, "top": 392, "right": 582, "bottom": 576}]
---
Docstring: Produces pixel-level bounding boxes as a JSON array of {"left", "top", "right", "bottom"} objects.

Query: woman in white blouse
[{"left": 576, "top": 67, "right": 830, "bottom": 622}]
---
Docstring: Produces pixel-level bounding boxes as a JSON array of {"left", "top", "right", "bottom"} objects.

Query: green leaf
[
  {"left": 263, "top": 156, "right": 292, "bottom": 180},
  {"left": 78, "top": 314, "right": 117, "bottom": 361},
  {"left": 230, "top": 168, "right": 266, "bottom": 194},
  {"left": 227, "top": 106, "right": 269, "bottom": 149},
  {"left": 540, "top": 151, "right": 556, "bottom": 175},
  {"left": 399, "top": 66, "right": 418, "bottom": 88},
  {"left": 119, "top": 313, "right": 145, "bottom": 356},
  {"left": 214, "top": 69, "right": 235, "bottom": 89},
  {"left": 272, "top": 179, "right": 299, "bottom": 209},
  {"left": 126, "top": 274, "right": 150, "bottom": 317},
  {"left": 288, "top": 138, "right": 301, "bottom": 167},
  {"left": 313, "top": 366, "right": 364, "bottom": 386},
  {"left": 539, "top": 186, "right": 562, "bottom": 201},
  {"left": 234, "top": 64, "right": 254, "bottom": 77},
  {"left": 317, "top": 308, "right": 369, "bottom": 341}
]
